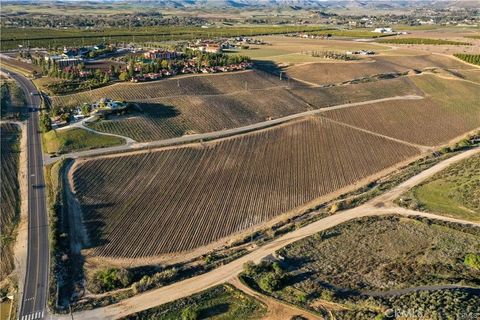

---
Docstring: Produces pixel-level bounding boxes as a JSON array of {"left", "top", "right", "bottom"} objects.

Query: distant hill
[{"left": 7, "top": 0, "right": 479, "bottom": 10}]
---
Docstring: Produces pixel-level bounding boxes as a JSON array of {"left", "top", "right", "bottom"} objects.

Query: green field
[
  {"left": 400, "top": 154, "right": 480, "bottom": 221},
  {"left": 454, "top": 53, "right": 480, "bottom": 66},
  {"left": 1, "top": 25, "right": 328, "bottom": 50},
  {"left": 241, "top": 215, "right": 480, "bottom": 319},
  {"left": 122, "top": 284, "right": 266, "bottom": 320},
  {"left": 42, "top": 128, "right": 125, "bottom": 154}
]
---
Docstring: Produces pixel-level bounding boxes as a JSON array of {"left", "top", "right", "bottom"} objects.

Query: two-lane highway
[{"left": 3, "top": 69, "right": 49, "bottom": 320}]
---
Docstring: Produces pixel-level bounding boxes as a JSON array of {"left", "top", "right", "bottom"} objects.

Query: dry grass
[
  {"left": 290, "top": 76, "right": 422, "bottom": 108},
  {"left": 287, "top": 54, "right": 472, "bottom": 85},
  {"left": 70, "top": 117, "right": 420, "bottom": 259}
]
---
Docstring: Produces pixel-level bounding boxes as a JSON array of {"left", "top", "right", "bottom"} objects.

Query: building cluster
[
  {"left": 143, "top": 49, "right": 181, "bottom": 60},
  {"left": 345, "top": 50, "right": 376, "bottom": 55},
  {"left": 44, "top": 44, "right": 120, "bottom": 67},
  {"left": 51, "top": 98, "right": 127, "bottom": 128},
  {"left": 130, "top": 61, "right": 251, "bottom": 82},
  {"left": 186, "top": 37, "right": 267, "bottom": 53}
]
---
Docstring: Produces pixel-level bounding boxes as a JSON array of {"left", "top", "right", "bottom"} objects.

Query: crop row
[
  {"left": 71, "top": 117, "right": 420, "bottom": 259},
  {"left": 88, "top": 87, "right": 308, "bottom": 142},
  {"left": 0, "top": 123, "right": 21, "bottom": 279},
  {"left": 51, "top": 70, "right": 283, "bottom": 108},
  {"left": 379, "top": 37, "right": 471, "bottom": 45}
]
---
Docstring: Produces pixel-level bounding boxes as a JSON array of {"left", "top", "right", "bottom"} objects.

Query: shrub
[
  {"left": 181, "top": 306, "right": 198, "bottom": 320},
  {"left": 259, "top": 272, "right": 282, "bottom": 292},
  {"left": 464, "top": 253, "right": 480, "bottom": 270}
]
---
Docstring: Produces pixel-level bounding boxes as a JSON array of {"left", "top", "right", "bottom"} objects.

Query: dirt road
[{"left": 54, "top": 147, "right": 479, "bottom": 320}]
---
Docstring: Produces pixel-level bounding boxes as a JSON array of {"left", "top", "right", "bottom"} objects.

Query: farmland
[
  {"left": 241, "top": 216, "right": 480, "bottom": 319},
  {"left": 50, "top": 70, "right": 283, "bottom": 108},
  {"left": 70, "top": 117, "right": 420, "bottom": 259},
  {"left": 399, "top": 154, "right": 480, "bottom": 222},
  {"left": 56, "top": 70, "right": 422, "bottom": 142},
  {"left": 88, "top": 87, "right": 308, "bottom": 142},
  {"left": 0, "top": 25, "right": 330, "bottom": 50},
  {"left": 379, "top": 37, "right": 471, "bottom": 45},
  {"left": 454, "top": 53, "right": 480, "bottom": 66},
  {"left": 323, "top": 75, "right": 480, "bottom": 146},
  {"left": 0, "top": 123, "right": 22, "bottom": 281},
  {"left": 42, "top": 128, "right": 125, "bottom": 154},
  {"left": 286, "top": 54, "right": 471, "bottom": 85}
]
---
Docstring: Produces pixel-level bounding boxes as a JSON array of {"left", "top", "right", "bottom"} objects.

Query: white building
[{"left": 373, "top": 27, "right": 394, "bottom": 33}]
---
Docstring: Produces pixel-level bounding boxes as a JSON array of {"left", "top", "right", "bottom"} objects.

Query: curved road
[
  {"left": 2, "top": 69, "right": 49, "bottom": 320},
  {"left": 58, "top": 147, "right": 480, "bottom": 320}
]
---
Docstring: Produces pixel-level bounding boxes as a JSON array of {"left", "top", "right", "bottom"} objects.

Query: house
[
  {"left": 144, "top": 49, "right": 180, "bottom": 60},
  {"left": 373, "top": 27, "right": 394, "bottom": 33}
]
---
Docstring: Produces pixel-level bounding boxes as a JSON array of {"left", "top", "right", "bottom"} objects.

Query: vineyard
[
  {"left": 50, "top": 70, "right": 283, "bottom": 108},
  {"left": 70, "top": 117, "right": 420, "bottom": 259},
  {"left": 0, "top": 123, "right": 21, "bottom": 280},
  {"left": 88, "top": 87, "right": 308, "bottom": 141},
  {"left": 322, "top": 74, "right": 480, "bottom": 146},
  {"left": 379, "top": 38, "right": 471, "bottom": 45},
  {"left": 454, "top": 53, "right": 480, "bottom": 66},
  {"left": 290, "top": 77, "right": 422, "bottom": 108}
]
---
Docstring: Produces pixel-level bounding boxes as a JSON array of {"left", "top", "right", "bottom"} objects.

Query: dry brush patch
[{"left": 70, "top": 117, "right": 420, "bottom": 260}]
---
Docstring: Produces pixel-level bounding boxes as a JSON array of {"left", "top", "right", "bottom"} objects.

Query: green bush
[
  {"left": 91, "top": 268, "right": 132, "bottom": 293},
  {"left": 464, "top": 253, "right": 480, "bottom": 270},
  {"left": 181, "top": 306, "right": 198, "bottom": 320}
]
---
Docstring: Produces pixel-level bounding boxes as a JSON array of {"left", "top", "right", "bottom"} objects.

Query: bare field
[
  {"left": 70, "top": 117, "right": 420, "bottom": 259},
  {"left": 290, "top": 77, "right": 423, "bottom": 108},
  {"left": 287, "top": 54, "right": 472, "bottom": 85}
]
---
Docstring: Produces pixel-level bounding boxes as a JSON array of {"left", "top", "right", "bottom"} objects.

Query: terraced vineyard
[
  {"left": 71, "top": 117, "right": 420, "bottom": 259},
  {"left": 51, "top": 70, "right": 283, "bottom": 108},
  {"left": 323, "top": 75, "right": 480, "bottom": 146},
  {"left": 89, "top": 87, "right": 308, "bottom": 141},
  {"left": 0, "top": 123, "right": 21, "bottom": 279}
]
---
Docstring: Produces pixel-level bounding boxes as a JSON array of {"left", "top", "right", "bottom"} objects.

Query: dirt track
[{"left": 53, "top": 147, "right": 479, "bottom": 320}]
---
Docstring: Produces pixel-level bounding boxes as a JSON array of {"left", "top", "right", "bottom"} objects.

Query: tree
[
  {"left": 81, "top": 103, "right": 90, "bottom": 116},
  {"left": 119, "top": 71, "right": 129, "bottom": 81},
  {"left": 259, "top": 272, "right": 281, "bottom": 292},
  {"left": 160, "top": 59, "right": 169, "bottom": 69},
  {"left": 39, "top": 112, "right": 52, "bottom": 132}
]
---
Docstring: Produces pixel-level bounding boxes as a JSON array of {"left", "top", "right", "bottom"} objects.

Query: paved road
[
  {"left": 3, "top": 69, "right": 49, "bottom": 320},
  {"left": 60, "top": 147, "right": 480, "bottom": 320},
  {"left": 44, "top": 94, "right": 424, "bottom": 165}
]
